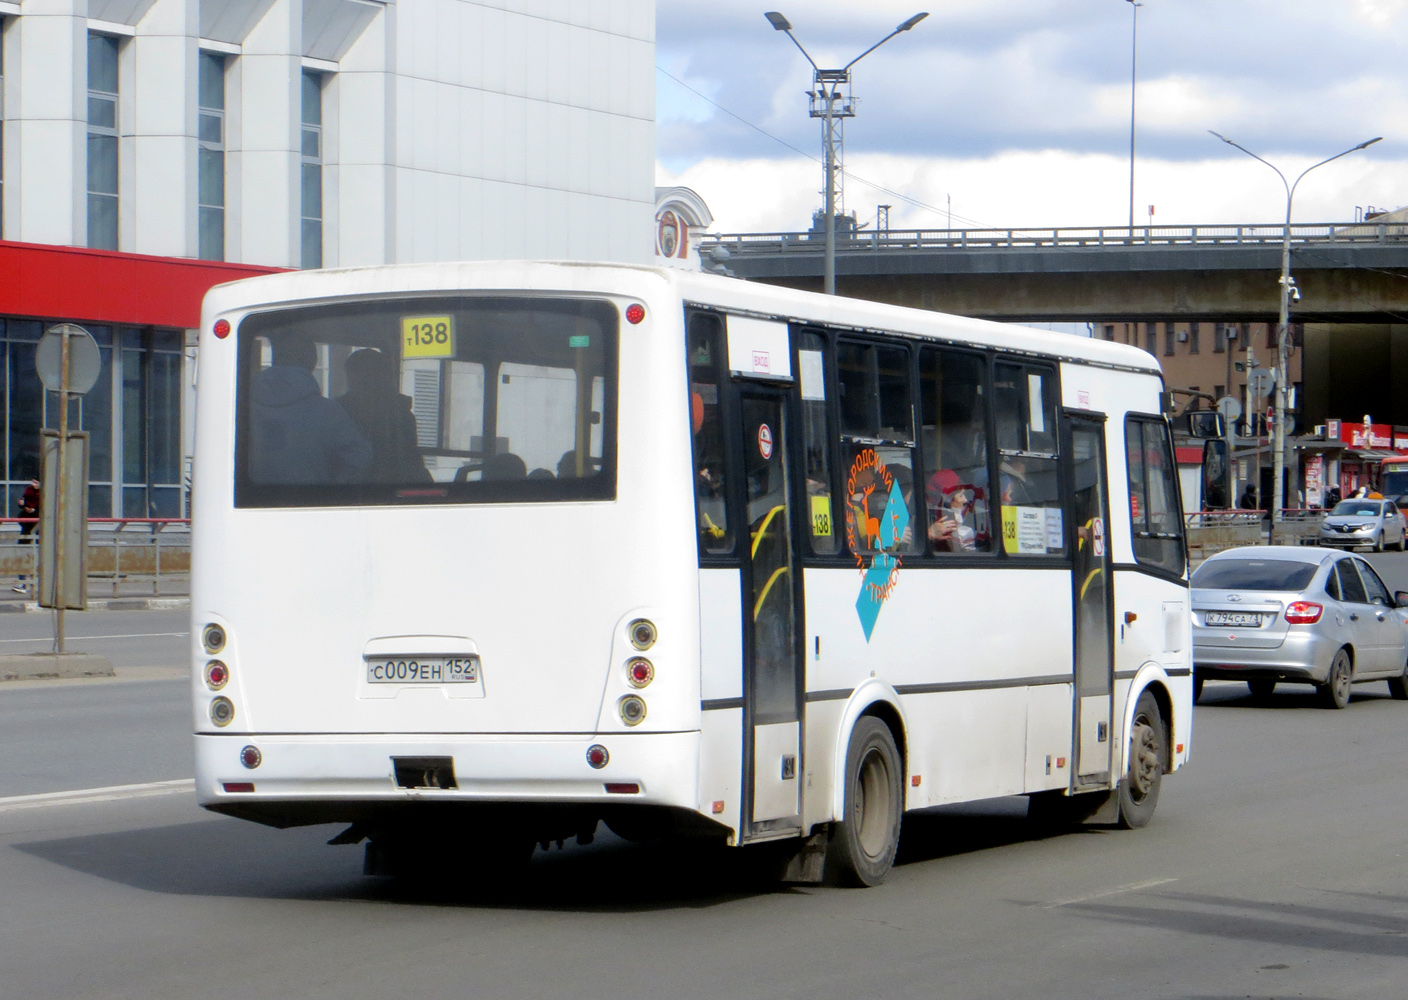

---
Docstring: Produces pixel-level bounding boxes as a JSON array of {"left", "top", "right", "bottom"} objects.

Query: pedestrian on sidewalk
[{"left": 13, "top": 478, "right": 39, "bottom": 594}]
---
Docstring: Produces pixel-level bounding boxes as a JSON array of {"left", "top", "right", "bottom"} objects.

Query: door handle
[
  {"left": 1377, "top": 613, "right": 1387, "bottom": 621},
  {"left": 1350, "top": 613, "right": 1360, "bottom": 621}
]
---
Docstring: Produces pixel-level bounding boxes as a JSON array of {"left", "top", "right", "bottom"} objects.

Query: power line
[{"left": 656, "top": 66, "right": 994, "bottom": 229}]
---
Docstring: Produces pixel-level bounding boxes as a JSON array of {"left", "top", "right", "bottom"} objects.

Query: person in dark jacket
[
  {"left": 13, "top": 478, "right": 39, "bottom": 593},
  {"left": 337, "top": 349, "right": 428, "bottom": 483},
  {"left": 249, "top": 338, "right": 371, "bottom": 484}
]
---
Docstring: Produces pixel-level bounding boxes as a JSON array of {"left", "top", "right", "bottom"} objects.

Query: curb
[{"left": 0, "top": 597, "right": 189, "bottom": 614}]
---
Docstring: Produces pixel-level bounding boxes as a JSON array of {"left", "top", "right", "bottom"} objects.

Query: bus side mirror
[
  {"left": 1181, "top": 411, "right": 1224, "bottom": 439},
  {"left": 1200, "top": 439, "right": 1229, "bottom": 510}
]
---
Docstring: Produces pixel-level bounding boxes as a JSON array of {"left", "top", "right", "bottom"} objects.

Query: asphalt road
[{"left": 3, "top": 557, "right": 1408, "bottom": 999}]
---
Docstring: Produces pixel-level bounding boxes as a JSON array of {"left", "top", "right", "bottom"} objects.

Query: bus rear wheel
[
  {"left": 826, "top": 716, "right": 902, "bottom": 887},
  {"left": 1116, "top": 691, "right": 1165, "bottom": 830}
]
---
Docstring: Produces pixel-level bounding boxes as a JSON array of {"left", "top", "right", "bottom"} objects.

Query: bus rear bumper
[{"left": 194, "top": 731, "right": 702, "bottom": 820}]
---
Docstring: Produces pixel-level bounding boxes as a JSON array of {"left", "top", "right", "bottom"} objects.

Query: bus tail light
[
  {"left": 625, "top": 303, "right": 646, "bottom": 325},
  {"left": 222, "top": 782, "right": 254, "bottom": 793},
  {"left": 605, "top": 783, "right": 640, "bottom": 794},
  {"left": 618, "top": 695, "right": 646, "bottom": 726},
  {"left": 205, "top": 660, "right": 229, "bottom": 690},
  {"left": 202, "top": 623, "right": 226, "bottom": 653},
  {"left": 1286, "top": 601, "right": 1323, "bottom": 624},
  {"left": 240, "top": 745, "right": 262, "bottom": 769},
  {"left": 209, "top": 697, "right": 235, "bottom": 727},
  {"left": 627, "top": 657, "right": 654, "bottom": 688},
  {"left": 628, "top": 618, "right": 657, "bottom": 650},
  {"left": 586, "top": 744, "right": 609, "bottom": 769}
]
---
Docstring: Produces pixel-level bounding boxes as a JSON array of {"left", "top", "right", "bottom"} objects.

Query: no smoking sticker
[{"left": 758, "top": 423, "right": 773, "bottom": 460}]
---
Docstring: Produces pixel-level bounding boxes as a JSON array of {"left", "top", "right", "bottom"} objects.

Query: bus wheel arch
[{"left": 828, "top": 683, "right": 909, "bottom": 825}]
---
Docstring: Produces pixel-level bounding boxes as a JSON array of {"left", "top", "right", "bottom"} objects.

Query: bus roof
[{"left": 202, "top": 260, "right": 1162, "bottom": 376}]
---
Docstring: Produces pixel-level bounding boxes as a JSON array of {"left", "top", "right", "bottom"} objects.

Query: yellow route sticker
[
  {"left": 401, "top": 315, "right": 455, "bottom": 358},
  {"left": 811, "top": 495, "right": 833, "bottom": 537}
]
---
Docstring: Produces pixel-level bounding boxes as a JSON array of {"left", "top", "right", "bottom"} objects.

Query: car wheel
[
  {"left": 1117, "top": 691, "right": 1165, "bottom": 830},
  {"left": 826, "top": 716, "right": 903, "bottom": 887},
  {"left": 1247, "top": 679, "right": 1276, "bottom": 702},
  {"left": 1318, "top": 648, "right": 1353, "bottom": 709},
  {"left": 1389, "top": 659, "right": 1408, "bottom": 701},
  {"left": 1193, "top": 673, "right": 1204, "bottom": 704},
  {"left": 1375, "top": 532, "right": 1385, "bottom": 553}
]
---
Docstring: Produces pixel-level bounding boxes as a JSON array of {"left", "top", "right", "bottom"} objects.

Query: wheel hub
[{"left": 1129, "top": 722, "right": 1160, "bottom": 799}]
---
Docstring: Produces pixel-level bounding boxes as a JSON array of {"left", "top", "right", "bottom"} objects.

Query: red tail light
[{"left": 1286, "top": 601, "right": 1323, "bottom": 624}]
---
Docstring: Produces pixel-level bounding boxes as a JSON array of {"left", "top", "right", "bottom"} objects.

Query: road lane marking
[
  {"left": 1043, "top": 877, "right": 1177, "bottom": 909},
  {"left": 0, "top": 778, "right": 194, "bottom": 813},
  {"left": 0, "top": 632, "right": 189, "bottom": 644}
]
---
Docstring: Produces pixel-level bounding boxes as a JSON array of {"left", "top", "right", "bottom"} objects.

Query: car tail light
[{"left": 1286, "top": 601, "right": 1324, "bottom": 624}]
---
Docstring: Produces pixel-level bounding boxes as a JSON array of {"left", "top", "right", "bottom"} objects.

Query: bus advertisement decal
[{"left": 847, "top": 449, "right": 908, "bottom": 642}]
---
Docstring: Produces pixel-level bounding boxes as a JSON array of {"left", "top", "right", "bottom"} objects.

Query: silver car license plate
[
  {"left": 1204, "top": 611, "right": 1263, "bottom": 627},
  {"left": 366, "top": 656, "right": 480, "bottom": 684}
]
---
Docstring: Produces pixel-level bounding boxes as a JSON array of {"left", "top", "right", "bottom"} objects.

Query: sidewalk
[{"left": 0, "top": 594, "right": 189, "bottom": 613}]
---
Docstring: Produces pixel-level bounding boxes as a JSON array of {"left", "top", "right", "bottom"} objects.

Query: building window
[
  {"left": 1103, "top": 324, "right": 1114, "bottom": 341},
  {"left": 1188, "top": 322, "right": 1200, "bottom": 354},
  {"left": 1214, "top": 384, "right": 1225, "bottom": 400},
  {"left": 1145, "top": 323, "right": 1156, "bottom": 354},
  {"left": 87, "top": 34, "right": 120, "bottom": 250},
  {"left": 197, "top": 52, "right": 226, "bottom": 261},
  {"left": 1213, "top": 322, "right": 1225, "bottom": 353},
  {"left": 1238, "top": 322, "right": 1250, "bottom": 351},
  {"left": 1164, "top": 322, "right": 1175, "bottom": 356},
  {"left": 300, "top": 70, "right": 323, "bottom": 269},
  {"left": 1266, "top": 323, "right": 1277, "bottom": 350}
]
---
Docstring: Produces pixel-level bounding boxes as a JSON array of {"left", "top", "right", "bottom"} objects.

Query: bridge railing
[{"left": 703, "top": 222, "right": 1408, "bottom": 255}]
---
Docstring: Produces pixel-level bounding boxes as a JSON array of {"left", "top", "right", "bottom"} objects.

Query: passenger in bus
[
  {"left": 481, "top": 453, "right": 528, "bottom": 479},
  {"left": 337, "top": 349, "right": 429, "bottom": 483},
  {"left": 929, "top": 487, "right": 977, "bottom": 552},
  {"left": 249, "top": 337, "right": 371, "bottom": 484},
  {"left": 527, "top": 467, "right": 555, "bottom": 479},
  {"left": 926, "top": 467, "right": 989, "bottom": 552}
]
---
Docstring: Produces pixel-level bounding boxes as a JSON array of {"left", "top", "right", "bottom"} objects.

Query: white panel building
[{"left": 0, "top": 0, "right": 656, "bottom": 266}]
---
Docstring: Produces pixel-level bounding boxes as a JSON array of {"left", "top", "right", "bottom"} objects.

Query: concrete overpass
[{"left": 700, "top": 223, "right": 1408, "bottom": 323}]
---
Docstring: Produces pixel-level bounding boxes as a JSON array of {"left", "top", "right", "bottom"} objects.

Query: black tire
[
  {"left": 1375, "top": 532, "right": 1385, "bottom": 553},
  {"left": 1389, "top": 659, "right": 1408, "bottom": 701},
  {"left": 1247, "top": 679, "right": 1276, "bottom": 702},
  {"left": 1318, "top": 648, "right": 1353, "bottom": 709},
  {"left": 1397, "top": 532, "right": 1406, "bottom": 552},
  {"left": 1192, "top": 673, "right": 1204, "bottom": 704},
  {"left": 826, "top": 716, "right": 903, "bottom": 887},
  {"left": 1117, "top": 691, "right": 1165, "bottom": 830}
]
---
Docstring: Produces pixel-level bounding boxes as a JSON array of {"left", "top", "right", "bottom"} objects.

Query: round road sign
[
  {"left": 35, "top": 324, "right": 102, "bottom": 395},
  {"left": 1216, "top": 395, "right": 1242, "bottom": 423}
]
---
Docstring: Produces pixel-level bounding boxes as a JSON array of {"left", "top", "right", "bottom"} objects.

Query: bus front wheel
[
  {"left": 826, "top": 716, "right": 903, "bottom": 887},
  {"left": 1116, "top": 691, "right": 1165, "bottom": 830}
]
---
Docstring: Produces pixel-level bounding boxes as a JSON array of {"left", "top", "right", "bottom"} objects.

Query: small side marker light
[
  {"left": 222, "top": 782, "right": 254, "bottom": 793},
  {"left": 911, "top": 775, "right": 921, "bottom": 787},
  {"left": 1056, "top": 756, "right": 1067, "bottom": 768},
  {"left": 586, "top": 744, "right": 609, "bottom": 769},
  {"left": 213, "top": 319, "right": 231, "bottom": 339},
  {"left": 239, "top": 745, "right": 262, "bottom": 769},
  {"left": 605, "top": 783, "right": 640, "bottom": 794},
  {"left": 1176, "top": 743, "right": 1185, "bottom": 754},
  {"left": 625, "top": 303, "right": 646, "bottom": 325},
  {"left": 712, "top": 800, "right": 725, "bottom": 814}
]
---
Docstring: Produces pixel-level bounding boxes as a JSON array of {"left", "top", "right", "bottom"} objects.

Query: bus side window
[
  {"left": 688, "top": 312, "right": 731, "bottom": 554},
  {"left": 1126, "top": 416, "right": 1186, "bottom": 575},
  {"left": 837, "top": 341, "right": 918, "bottom": 556},
  {"left": 799, "top": 330, "right": 839, "bottom": 555},
  {"left": 919, "top": 347, "right": 992, "bottom": 554},
  {"left": 993, "top": 362, "right": 1065, "bottom": 556}
]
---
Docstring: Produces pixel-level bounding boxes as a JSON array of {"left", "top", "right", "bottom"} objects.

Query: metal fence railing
[
  {"left": 702, "top": 222, "right": 1408, "bottom": 256},
  {"left": 0, "top": 518, "right": 190, "bottom": 598}
]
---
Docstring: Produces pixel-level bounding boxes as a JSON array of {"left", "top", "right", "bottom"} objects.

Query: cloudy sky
[{"left": 655, "top": 0, "right": 1408, "bottom": 234}]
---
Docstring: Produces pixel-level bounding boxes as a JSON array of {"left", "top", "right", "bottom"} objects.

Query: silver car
[
  {"left": 1319, "top": 499, "right": 1407, "bottom": 551},
  {"left": 1192, "top": 546, "right": 1408, "bottom": 708}
]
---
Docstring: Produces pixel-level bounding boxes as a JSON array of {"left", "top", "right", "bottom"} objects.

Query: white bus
[{"left": 192, "top": 261, "right": 1192, "bottom": 886}]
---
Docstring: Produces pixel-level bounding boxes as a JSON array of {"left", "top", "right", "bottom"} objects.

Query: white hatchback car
[{"left": 1192, "top": 546, "right": 1408, "bottom": 708}]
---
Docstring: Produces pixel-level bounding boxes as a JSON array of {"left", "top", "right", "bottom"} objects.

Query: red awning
[{"left": 0, "top": 240, "right": 282, "bottom": 329}]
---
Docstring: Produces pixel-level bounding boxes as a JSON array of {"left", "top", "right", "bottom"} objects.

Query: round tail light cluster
[
  {"left": 586, "top": 744, "right": 609, "bottom": 769},
  {"left": 239, "top": 745, "right": 262, "bottom": 769},
  {"left": 618, "top": 695, "right": 647, "bottom": 727},
  {"left": 209, "top": 696, "right": 235, "bottom": 727},
  {"left": 205, "top": 660, "right": 229, "bottom": 690}
]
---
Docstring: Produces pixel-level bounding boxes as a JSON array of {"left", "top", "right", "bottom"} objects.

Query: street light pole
[
  {"left": 1208, "top": 131, "right": 1383, "bottom": 527},
  {"left": 766, "top": 11, "right": 928, "bottom": 295},
  {"left": 1126, "top": 0, "right": 1142, "bottom": 232}
]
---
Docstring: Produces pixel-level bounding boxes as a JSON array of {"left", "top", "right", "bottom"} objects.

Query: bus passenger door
[
  {"left": 736, "top": 387, "right": 804, "bottom": 839},
  {"left": 1067, "top": 414, "right": 1114, "bottom": 785}
]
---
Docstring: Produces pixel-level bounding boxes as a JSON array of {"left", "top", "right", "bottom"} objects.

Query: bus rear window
[{"left": 234, "top": 296, "right": 617, "bottom": 507}]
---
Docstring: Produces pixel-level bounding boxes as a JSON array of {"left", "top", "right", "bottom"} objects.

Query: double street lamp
[
  {"left": 766, "top": 10, "right": 929, "bottom": 295},
  {"left": 1208, "top": 130, "right": 1382, "bottom": 522}
]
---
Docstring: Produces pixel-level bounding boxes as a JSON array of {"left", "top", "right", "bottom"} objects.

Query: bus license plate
[
  {"left": 1204, "top": 612, "right": 1262, "bottom": 627},
  {"left": 366, "top": 657, "right": 480, "bottom": 684}
]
